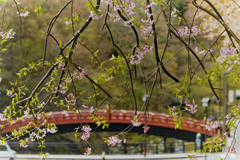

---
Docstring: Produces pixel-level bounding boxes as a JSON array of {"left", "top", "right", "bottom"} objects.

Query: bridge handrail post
[
  {"left": 123, "top": 139, "right": 127, "bottom": 154},
  {"left": 182, "top": 140, "right": 185, "bottom": 153},
  {"left": 140, "top": 143, "right": 143, "bottom": 155},
  {"left": 155, "top": 142, "right": 158, "bottom": 154},
  {"left": 105, "top": 105, "right": 111, "bottom": 120},
  {"left": 105, "top": 143, "right": 109, "bottom": 154}
]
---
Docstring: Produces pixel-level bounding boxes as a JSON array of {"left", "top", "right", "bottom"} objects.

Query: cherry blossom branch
[
  {"left": 56, "top": 0, "right": 101, "bottom": 97},
  {"left": 13, "top": 0, "right": 23, "bottom": 53},
  {"left": 43, "top": 0, "right": 72, "bottom": 64},
  {"left": 222, "top": 121, "right": 240, "bottom": 160},
  {"left": 146, "top": 0, "right": 179, "bottom": 83},
  {"left": 104, "top": 5, "right": 138, "bottom": 115},
  {"left": 190, "top": 30, "right": 225, "bottom": 80},
  {"left": 70, "top": 0, "right": 75, "bottom": 35},
  {"left": 160, "top": 0, "right": 173, "bottom": 74},
  {"left": 116, "top": 10, "right": 140, "bottom": 52},
  {"left": 77, "top": 41, "right": 101, "bottom": 65},
  {"left": 66, "top": 67, "right": 84, "bottom": 128},
  {"left": 61, "top": 54, "right": 112, "bottom": 99},
  {"left": 169, "top": 25, "right": 219, "bottom": 99},
  {"left": 116, "top": 9, "right": 139, "bottom": 77},
  {"left": 143, "top": 71, "right": 158, "bottom": 112}
]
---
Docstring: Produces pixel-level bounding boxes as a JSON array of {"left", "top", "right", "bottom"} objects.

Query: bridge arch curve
[{"left": 2, "top": 109, "right": 212, "bottom": 141}]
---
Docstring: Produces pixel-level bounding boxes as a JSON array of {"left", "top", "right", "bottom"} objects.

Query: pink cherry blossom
[
  {"left": 23, "top": 109, "right": 29, "bottom": 116},
  {"left": 178, "top": 26, "right": 202, "bottom": 37},
  {"left": 82, "top": 104, "right": 88, "bottom": 108},
  {"left": 29, "top": 132, "right": 36, "bottom": 141},
  {"left": 105, "top": 136, "right": 122, "bottom": 146},
  {"left": 205, "top": 122, "right": 219, "bottom": 131},
  {"left": 124, "top": 1, "right": 136, "bottom": 15},
  {"left": 65, "top": 93, "right": 77, "bottom": 106},
  {"left": 178, "top": 26, "right": 190, "bottom": 37},
  {"left": 20, "top": 143, "right": 28, "bottom": 148},
  {"left": 81, "top": 132, "right": 90, "bottom": 141},
  {"left": 36, "top": 128, "right": 47, "bottom": 139},
  {"left": 37, "top": 102, "right": 45, "bottom": 109},
  {"left": 84, "top": 147, "right": 92, "bottom": 155},
  {"left": 104, "top": 0, "right": 114, "bottom": 6},
  {"left": 17, "top": 11, "right": 30, "bottom": 17},
  {"left": 113, "top": 5, "right": 122, "bottom": 12},
  {"left": 48, "top": 128, "right": 58, "bottom": 134},
  {"left": 195, "top": 47, "right": 213, "bottom": 55},
  {"left": 58, "top": 63, "right": 64, "bottom": 69},
  {"left": 146, "top": 1, "right": 158, "bottom": 8},
  {"left": 185, "top": 100, "right": 198, "bottom": 114},
  {"left": 108, "top": 13, "right": 120, "bottom": 22},
  {"left": 130, "top": 54, "right": 142, "bottom": 64},
  {"left": 141, "top": 19, "right": 153, "bottom": 38},
  {"left": 0, "top": 29, "right": 15, "bottom": 39},
  {"left": 65, "top": 78, "right": 72, "bottom": 83},
  {"left": 131, "top": 119, "right": 141, "bottom": 127},
  {"left": 171, "top": 107, "right": 177, "bottom": 116},
  {"left": 224, "top": 132, "right": 228, "bottom": 137},
  {"left": 72, "top": 71, "right": 83, "bottom": 80},
  {"left": 219, "top": 138, "right": 224, "bottom": 146},
  {"left": 142, "top": 45, "right": 153, "bottom": 53},
  {"left": 7, "top": 90, "right": 14, "bottom": 97},
  {"left": 228, "top": 146, "right": 236, "bottom": 153},
  {"left": 171, "top": 8, "right": 177, "bottom": 17},
  {"left": 225, "top": 114, "right": 231, "bottom": 120},
  {"left": 124, "top": 18, "right": 133, "bottom": 27},
  {"left": 144, "top": 126, "right": 150, "bottom": 133},
  {"left": 90, "top": 11, "right": 103, "bottom": 20},
  {"left": 220, "top": 47, "right": 237, "bottom": 57},
  {"left": 90, "top": 106, "right": 94, "bottom": 113},
  {"left": 81, "top": 125, "right": 92, "bottom": 133},
  {"left": 129, "top": 45, "right": 153, "bottom": 65},
  {"left": 105, "top": 76, "right": 113, "bottom": 81},
  {"left": 81, "top": 69, "right": 88, "bottom": 76},
  {"left": 58, "top": 84, "right": 67, "bottom": 94},
  {"left": 191, "top": 26, "right": 202, "bottom": 37},
  {"left": 0, "top": 114, "right": 6, "bottom": 121},
  {"left": 81, "top": 125, "right": 91, "bottom": 141},
  {"left": 65, "top": 21, "right": 72, "bottom": 25}
]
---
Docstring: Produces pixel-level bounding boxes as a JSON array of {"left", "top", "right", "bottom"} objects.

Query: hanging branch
[
  {"left": 103, "top": 5, "right": 138, "bottom": 115},
  {"left": 169, "top": 24, "right": 219, "bottom": 99},
  {"left": 60, "top": 52, "right": 112, "bottom": 99},
  {"left": 43, "top": 0, "right": 72, "bottom": 64},
  {"left": 146, "top": 0, "right": 179, "bottom": 83},
  {"left": 55, "top": 0, "right": 101, "bottom": 97}
]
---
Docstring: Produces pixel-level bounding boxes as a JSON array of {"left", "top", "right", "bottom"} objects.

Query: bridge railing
[
  {"left": 8, "top": 141, "right": 188, "bottom": 155},
  {"left": 8, "top": 140, "right": 219, "bottom": 155},
  {"left": 2, "top": 109, "right": 216, "bottom": 136}
]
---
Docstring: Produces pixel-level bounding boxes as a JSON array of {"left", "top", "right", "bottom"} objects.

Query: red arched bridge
[{"left": 1, "top": 109, "right": 216, "bottom": 141}]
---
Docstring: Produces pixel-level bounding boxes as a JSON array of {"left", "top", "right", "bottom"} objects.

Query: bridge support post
[
  {"left": 106, "top": 104, "right": 111, "bottom": 120},
  {"left": 182, "top": 140, "right": 185, "bottom": 153},
  {"left": 140, "top": 143, "right": 144, "bottom": 155},
  {"left": 164, "top": 137, "right": 167, "bottom": 153},
  {"left": 123, "top": 139, "right": 127, "bottom": 154},
  {"left": 155, "top": 142, "right": 158, "bottom": 154},
  {"left": 105, "top": 143, "right": 109, "bottom": 154}
]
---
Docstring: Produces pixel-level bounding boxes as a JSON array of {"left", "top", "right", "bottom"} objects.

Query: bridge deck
[{"left": 1, "top": 109, "right": 214, "bottom": 136}]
